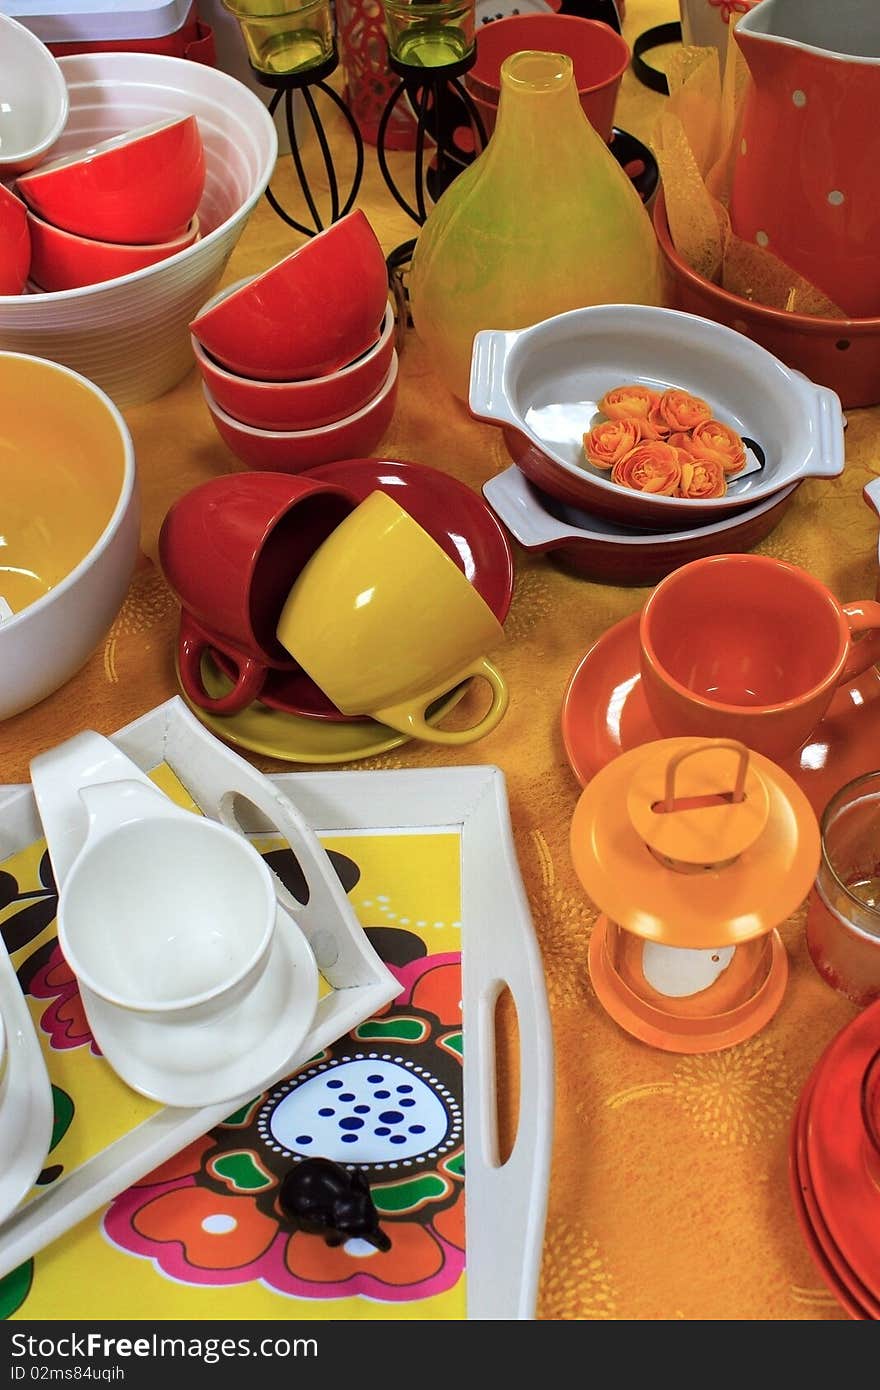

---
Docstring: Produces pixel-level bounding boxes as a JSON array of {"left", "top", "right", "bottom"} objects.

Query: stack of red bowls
[
  {"left": 790, "top": 1000, "right": 880, "bottom": 1319},
  {"left": 13, "top": 115, "right": 205, "bottom": 292},
  {"left": 189, "top": 209, "right": 398, "bottom": 473}
]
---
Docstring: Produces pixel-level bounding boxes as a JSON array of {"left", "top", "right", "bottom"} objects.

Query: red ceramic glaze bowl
[
  {"left": 482, "top": 463, "right": 799, "bottom": 587},
  {"left": 16, "top": 116, "right": 206, "bottom": 246},
  {"left": 0, "top": 184, "right": 30, "bottom": 295},
  {"left": 27, "top": 209, "right": 200, "bottom": 292},
  {"left": 654, "top": 192, "right": 880, "bottom": 411},
  {"left": 189, "top": 209, "right": 389, "bottom": 382},
  {"left": 466, "top": 14, "right": 629, "bottom": 142},
  {"left": 204, "top": 351, "right": 399, "bottom": 472},
  {"left": 192, "top": 281, "right": 395, "bottom": 431}
]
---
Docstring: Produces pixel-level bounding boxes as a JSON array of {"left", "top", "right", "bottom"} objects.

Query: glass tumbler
[
  {"left": 381, "top": 0, "right": 475, "bottom": 68},
  {"left": 806, "top": 770, "right": 880, "bottom": 1007},
  {"left": 222, "top": 0, "right": 335, "bottom": 77}
]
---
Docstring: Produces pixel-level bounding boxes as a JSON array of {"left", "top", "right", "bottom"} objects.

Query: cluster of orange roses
[{"left": 583, "top": 384, "right": 747, "bottom": 499}]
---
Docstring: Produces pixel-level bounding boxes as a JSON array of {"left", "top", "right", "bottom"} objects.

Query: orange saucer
[{"left": 562, "top": 611, "right": 880, "bottom": 817}]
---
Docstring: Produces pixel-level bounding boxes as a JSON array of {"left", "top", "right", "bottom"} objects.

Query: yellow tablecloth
[{"left": 2, "top": 0, "right": 877, "bottom": 1321}]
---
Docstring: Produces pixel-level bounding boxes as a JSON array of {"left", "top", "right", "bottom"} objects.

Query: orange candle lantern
[{"left": 570, "top": 738, "right": 820, "bottom": 1052}]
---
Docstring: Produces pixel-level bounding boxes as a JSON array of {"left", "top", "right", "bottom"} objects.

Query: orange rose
[
  {"left": 667, "top": 431, "right": 694, "bottom": 453},
  {"left": 643, "top": 403, "right": 672, "bottom": 440},
  {"left": 677, "top": 456, "right": 727, "bottom": 499},
  {"left": 598, "top": 384, "right": 661, "bottom": 423},
  {"left": 583, "top": 417, "right": 642, "bottom": 469},
  {"left": 611, "top": 441, "right": 681, "bottom": 496},
  {"left": 658, "top": 388, "right": 712, "bottom": 433},
  {"left": 688, "top": 419, "right": 747, "bottom": 474}
]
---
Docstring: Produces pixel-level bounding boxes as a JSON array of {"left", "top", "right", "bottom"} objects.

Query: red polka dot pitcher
[{"left": 730, "top": 0, "right": 880, "bottom": 318}]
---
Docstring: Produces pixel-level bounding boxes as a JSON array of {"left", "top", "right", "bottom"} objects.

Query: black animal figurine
[{"left": 278, "top": 1157, "right": 392, "bottom": 1252}]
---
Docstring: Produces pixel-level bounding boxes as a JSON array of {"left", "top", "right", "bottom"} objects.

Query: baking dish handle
[
  {"left": 468, "top": 329, "right": 523, "bottom": 428},
  {"left": 801, "top": 378, "right": 846, "bottom": 478},
  {"left": 482, "top": 470, "right": 591, "bottom": 551},
  {"left": 863, "top": 476, "right": 880, "bottom": 520}
]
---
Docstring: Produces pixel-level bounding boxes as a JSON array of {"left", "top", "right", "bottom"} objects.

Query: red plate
[
  {"left": 216, "top": 457, "right": 515, "bottom": 721},
  {"left": 789, "top": 1069, "right": 869, "bottom": 1320},
  {"left": 561, "top": 610, "right": 880, "bottom": 818},
  {"left": 804, "top": 1001, "right": 880, "bottom": 1299}
]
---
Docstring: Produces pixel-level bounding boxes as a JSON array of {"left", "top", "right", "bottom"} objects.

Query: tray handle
[{"left": 463, "top": 771, "right": 554, "bottom": 1320}]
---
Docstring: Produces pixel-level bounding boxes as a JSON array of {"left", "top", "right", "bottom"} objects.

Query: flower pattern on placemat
[{"left": 103, "top": 951, "right": 465, "bottom": 1303}]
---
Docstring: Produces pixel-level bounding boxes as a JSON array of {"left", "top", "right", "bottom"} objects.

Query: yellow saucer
[{"left": 178, "top": 652, "right": 468, "bottom": 764}]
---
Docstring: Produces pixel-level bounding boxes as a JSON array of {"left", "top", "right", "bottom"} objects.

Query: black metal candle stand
[
  {"left": 375, "top": 47, "right": 487, "bottom": 228},
  {"left": 254, "top": 45, "right": 365, "bottom": 237}
]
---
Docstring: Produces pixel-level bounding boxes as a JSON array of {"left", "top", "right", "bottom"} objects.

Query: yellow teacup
[{"left": 276, "top": 490, "right": 509, "bottom": 745}]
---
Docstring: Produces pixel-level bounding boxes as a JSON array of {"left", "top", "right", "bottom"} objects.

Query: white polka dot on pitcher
[
  {"left": 792, "top": 90, "right": 807, "bottom": 107},
  {"left": 827, "top": 190, "right": 845, "bottom": 206},
  {"left": 756, "top": 230, "right": 769, "bottom": 247}
]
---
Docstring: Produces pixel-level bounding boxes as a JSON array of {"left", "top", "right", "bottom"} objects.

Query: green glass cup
[
  {"left": 381, "top": 0, "right": 475, "bottom": 69},
  {"left": 222, "top": 0, "right": 335, "bottom": 76}
]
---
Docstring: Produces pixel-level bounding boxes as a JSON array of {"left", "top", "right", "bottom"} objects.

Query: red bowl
[
  {"left": 16, "top": 115, "right": 205, "bottom": 246},
  {"left": 654, "top": 191, "right": 880, "bottom": 411},
  {"left": 466, "top": 14, "right": 629, "bottom": 142},
  {"left": 0, "top": 184, "right": 30, "bottom": 294},
  {"left": 189, "top": 209, "right": 389, "bottom": 382},
  {"left": 482, "top": 463, "right": 799, "bottom": 587},
  {"left": 204, "top": 352, "right": 399, "bottom": 472},
  {"left": 27, "top": 209, "right": 199, "bottom": 292},
  {"left": 192, "top": 285, "right": 395, "bottom": 431}
]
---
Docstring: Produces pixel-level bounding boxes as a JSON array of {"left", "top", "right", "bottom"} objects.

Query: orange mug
[{"left": 639, "top": 554, "right": 880, "bottom": 762}]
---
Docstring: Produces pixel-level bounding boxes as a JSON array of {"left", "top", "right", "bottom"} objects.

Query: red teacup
[{"left": 159, "top": 471, "right": 357, "bottom": 714}]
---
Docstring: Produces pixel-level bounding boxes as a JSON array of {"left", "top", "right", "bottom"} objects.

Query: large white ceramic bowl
[
  {"left": 0, "top": 52, "right": 277, "bottom": 408},
  {"left": 0, "top": 352, "right": 140, "bottom": 720},
  {"left": 470, "top": 304, "right": 845, "bottom": 531}
]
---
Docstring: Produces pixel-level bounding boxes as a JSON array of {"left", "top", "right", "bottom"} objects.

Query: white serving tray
[
  {"left": 2, "top": 0, "right": 193, "bottom": 43},
  {"left": 0, "top": 697, "right": 554, "bottom": 1320}
]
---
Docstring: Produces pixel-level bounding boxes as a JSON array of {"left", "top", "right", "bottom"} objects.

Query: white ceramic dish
[
  {"left": 80, "top": 903, "right": 319, "bottom": 1107},
  {"left": 469, "top": 304, "right": 845, "bottom": 529},
  {"left": 0, "top": 52, "right": 277, "bottom": 408},
  {"left": 0, "top": 696, "right": 553, "bottom": 1320},
  {"left": 0, "top": 14, "right": 69, "bottom": 176},
  {"left": 483, "top": 463, "right": 799, "bottom": 586},
  {"left": 0, "top": 932, "right": 54, "bottom": 1230},
  {"left": 0, "top": 352, "right": 140, "bottom": 721}
]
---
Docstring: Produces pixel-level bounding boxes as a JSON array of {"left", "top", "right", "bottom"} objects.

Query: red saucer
[
  {"left": 218, "top": 457, "right": 515, "bottom": 721},
  {"left": 804, "top": 1001, "right": 880, "bottom": 1299},
  {"left": 789, "top": 1071, "right": 868, "bottom": 1320},
  {"left": 561, "top": 611, "right": 880, "bottom": 817},
  {"left": 795, "top": 1061, "right": 873, "bottom": 1312}
]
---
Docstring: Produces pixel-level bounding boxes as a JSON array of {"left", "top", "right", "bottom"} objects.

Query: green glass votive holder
[
  {"left": 381, "top": 0, "right": 475, "bottom": 69},
  {"left": 222, "top": 0, "right": 335, "bottom": 77}
]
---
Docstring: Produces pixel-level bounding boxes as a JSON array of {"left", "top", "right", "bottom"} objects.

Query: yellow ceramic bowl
[{"left": 0, "top": 352, "right": 139, "bottom": 719}]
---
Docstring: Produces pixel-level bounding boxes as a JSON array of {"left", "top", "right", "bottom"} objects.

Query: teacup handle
[
  {"left": 374, "top": 658, "right": 509, "bottom": 746},
  {"left": 177, "top": 612, "right": 266, "bottom": 715},
  {"left": 840, "top": 601, "right": 880, "bottom": 685}
]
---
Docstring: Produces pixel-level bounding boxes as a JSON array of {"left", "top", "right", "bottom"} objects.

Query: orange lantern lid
[{"left": 570, "top": 738, "right": 821, "bottom": 949}]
